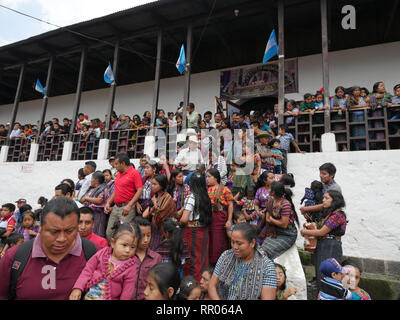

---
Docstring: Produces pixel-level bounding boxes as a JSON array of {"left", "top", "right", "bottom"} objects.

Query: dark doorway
[{"left": 237, "top": 96, "right": 278, "bottom": 115}]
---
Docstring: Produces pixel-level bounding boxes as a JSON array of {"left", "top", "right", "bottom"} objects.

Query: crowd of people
[
  {"left": 1, "top": 81, "right": 399, "bottom": 147},
  {"left": 0, "top": 124, "right": 373, "bottom": 300},
  {"left": 1, "top": 82, "right": 394, "bottom": 301}
]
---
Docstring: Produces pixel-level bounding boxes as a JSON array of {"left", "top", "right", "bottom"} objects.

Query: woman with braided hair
[{"left": 179, "top": 172, "right": 212, "bottom": 282}]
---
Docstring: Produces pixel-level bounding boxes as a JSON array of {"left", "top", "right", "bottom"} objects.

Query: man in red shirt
[
  {"left": 104, "top": 153, "right": 143, "bottom": 240},
  {"left": 0, "top": 197, "right": 99, "bottom": 300},
  {"left": 78, "top": 207, "right": 108, "bottom": 248}
]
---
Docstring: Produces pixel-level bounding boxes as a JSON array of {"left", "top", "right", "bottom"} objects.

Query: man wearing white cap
[{"left": 174, "top": 135, "right": 204, "bottom": 177}]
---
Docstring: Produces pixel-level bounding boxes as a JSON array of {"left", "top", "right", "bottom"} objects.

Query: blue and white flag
[
  {"left": 262, "top": 29, "right": 278, "bottom": 64},
  {"left": 104, "top": 63, "right": 115, "bottom": 84},
  {"left": 176, "top": 44, "right": 186, "bottom": 75},
  {"left": 35, "top": 79, "right": 46, "bottom": 95}
]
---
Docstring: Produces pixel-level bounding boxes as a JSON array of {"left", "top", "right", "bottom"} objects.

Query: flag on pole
[
  {"left": 35, "top": 79, "right": 46, "bottom": 95},
  {"left": 104, "top": 63, "right": 115, "bottom": 84},
  {"left": 262, "top": 29, "right": 278, "bottom": 64},
  {"left": 176, "top": 44, "right": 186, "bottom": 75}
]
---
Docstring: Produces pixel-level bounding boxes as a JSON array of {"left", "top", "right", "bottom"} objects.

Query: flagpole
[
  {"left": 105, "top": 40, "right": 120, "bottom": 138},
  {"left": 38, "top": 56, "right": 55, "bottom": 136},
  {"left": 277, "top": 0, "right": 285, "bottom": 128},
  {"left": 7, "top": 63, "right": 26, "bottom": 146},
  {"left": 182, "top": 24, "right": 192, "bottom": 130}
]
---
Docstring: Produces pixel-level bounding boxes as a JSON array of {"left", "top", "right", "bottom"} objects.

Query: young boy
[
  {"left": 269, "top": 138, "right": 283, "bottom": 174},
  {"left": 277, "top": 124, "right": 305, "bottom": 174},
  {"left": 227, "top": 211, "right": 247, "bottom": 239},
  {"left": 318, "top": 258, "right": 354, "bottom": 300},
  {"left": 0, "top": 232, "right": 24, "bottom": 258},
  {"left": 300, "top": 93, "right": 316, "bottom": 114},
  {"left": 0, "top": 203, "right": 17, "bottom": 244}
]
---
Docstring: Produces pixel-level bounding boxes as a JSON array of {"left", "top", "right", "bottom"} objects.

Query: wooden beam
[{"left": 320, "top": 0, "right": 331, "bottom": 133}]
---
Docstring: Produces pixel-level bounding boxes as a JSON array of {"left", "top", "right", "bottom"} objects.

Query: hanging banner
[{"left": 220, "top": 58, "right": 298, "bottom": 100}]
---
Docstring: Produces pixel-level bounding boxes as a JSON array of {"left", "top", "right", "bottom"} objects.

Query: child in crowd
[
  {"left": 15, "top": 211, "right": 39, "bottom": 242},
  {"left": 144, "top": 263, "right": 181, "bottom": 300},
  {"left": 318, "top": 258, "right": 354, "bottom": 300},
  {"left": 275, "top": 263, "right": 297, "bottom": 300},
  {"left": 300, "top": 180, "right": 324, "bottom": 218},
  {"left": 227, "top": 211, "right": 247, "bottom": 239},
  {"left": 342, "top": 259, "right": 372, "bottom": 300},
  {"left": 314, "top": 93, "right": 328, "bottom": 110},
  {"left": 300, "top": 93, "right": 316, "bottom": 114},
  {"left": 138, "top": 154, "right": 149, "bottom": 178},
  {"left": 284, "top": 100, "right": 299, "bottom": 125},
  {"left": 69, "top": 221, "right": 140, "bottom": 300},
  {"left": 269, "top": 138, "right": 283, "bottom": 174},
  {"left": 360, "top": 87, "right": 369, "bottom": 98},
  {"left": 240, "top": 186, "right": 258, "bottom": 226},
  {"left": 132, "top": 217, "right": 162, "bottom": 300},
  {"left": 0, "top": 232, "right": 24, "bottom": 258},
  {"left": 330, "top": 86, "right": 347, "bottom": 112},
  {"left": 176, "top": 276, "right": 202, "bottom": 300},
  {"left": 199, "top": 267, "right": 214, "bottom": 300},
  {"left": 155, "top": 218, "right": 189, "bottom": 276},
  {"left": 277, "top": 124, "right": 305, "bottom": 174},
  {"left": 0, "top": 203, "right": 17, "bottom": 244}
]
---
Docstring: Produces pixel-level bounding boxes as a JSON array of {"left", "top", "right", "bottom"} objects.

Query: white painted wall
[
  {"left": 0, "top": 70, "right": 220, "bottom": 125},
  {"left": 0, "top": 148, "right": 399, "bottom": 262},
  {"left": 289, "top": 149, "right": 400, "bottom": 263},
  {"left": 1, "top": 41, "right": 400, "bottom": 124}
]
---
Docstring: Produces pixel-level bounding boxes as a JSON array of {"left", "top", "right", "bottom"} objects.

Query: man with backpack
[{"left": 0, "top": 197, "right": 99, "bottom": 300}]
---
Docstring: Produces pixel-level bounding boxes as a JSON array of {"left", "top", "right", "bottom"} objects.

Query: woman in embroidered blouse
[
  {"left": 179, "top": 172, "right": 212, "bottom": 282},
  {"left": 142, "top": 175, "right": 177, "bottom": 251},
  {"left": 258, "top": 181, "right": 299, "bottom": 260},
  {"left": 80, "top": 171, "right": 108, "bottom": 237},
  {"left": 206, "top": 168, "right": 234, "bottom": 266},
  {"left": 300, "top": 190, "right": 347, "bottom": 291},
  {"left": 167, "top": 169, "right": 191, "bottom": 219},
  {"left": 208, "top": 223, "right": 277, "bottom": 300},
  {"left": 254, "top": 171, "right": 275, "bottom": 244},
  {"left": 137, "top": 160, "right": 158, "bottom": 215}
]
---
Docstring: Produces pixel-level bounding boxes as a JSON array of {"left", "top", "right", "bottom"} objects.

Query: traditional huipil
[
  {"left": 84, "top": 182, "right": 108, "bottom": 237},
  {"left": 148, "top": 192, "right": 177, "bottom": 250},
  {"left": 207, "top": 184, "right": 234, "bottom": 265},
  {"left": 182, "top": 193, "right": 210, "bottom": 282}
]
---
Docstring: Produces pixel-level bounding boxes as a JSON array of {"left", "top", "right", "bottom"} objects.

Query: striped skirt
[
  {"left": 183, "top": 226, "right": 209, "bottom": 282},
  {"left": 261, "top": 223, "right": 297, "bottom": 260},
  {"left": 209, "top": 210, "right": 229, "bottom": 265},
  {"left": 315, "top": 238, "right": 343, "bottom": 290}
]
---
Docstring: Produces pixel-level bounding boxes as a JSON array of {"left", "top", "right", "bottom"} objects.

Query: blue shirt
[
  {"left": 261, "top": 124, "right": 272, "bottom": 133},
  {"left": 270, "top": 148, "right": 283, "bottom": 165},
  {"left": 278, "top": 133, "right": 294, "bottom": 152}
]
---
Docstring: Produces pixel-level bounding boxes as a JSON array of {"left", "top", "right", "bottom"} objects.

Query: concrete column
[
  {"left": 0, "top": 146, "right": 9, "bottom": 163},
  {"left": 97, "top": 139, "right": 110, "bottom": 160},
  {"left": 321, "top": 132, "right": 337, "bottom": 152},
  {"left": 28, "top": 143, "right": 39, "bottom": 162},
  {"left": 62, "top": 141, "right": 73, "bottom": 161},
  {"left": 144, "top": 135, "right": 156, "bottom": 159}
]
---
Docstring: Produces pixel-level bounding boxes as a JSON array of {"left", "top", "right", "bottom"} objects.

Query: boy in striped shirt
[{"left": 318, "top": 258, "right": 354, "bottom": 300}]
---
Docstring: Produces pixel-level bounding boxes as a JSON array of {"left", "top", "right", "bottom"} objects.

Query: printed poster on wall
[{"left": 220, "top": 58, "right": 298, "bottom": 100}]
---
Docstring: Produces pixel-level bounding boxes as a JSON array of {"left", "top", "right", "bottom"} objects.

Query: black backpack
[{"left": 8, "top": 237, "right": 97, "bottom": 300}]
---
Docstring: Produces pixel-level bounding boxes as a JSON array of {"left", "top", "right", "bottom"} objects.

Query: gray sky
[{"left": 0, "top": 0, "right": 156, "bottom": 46}]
